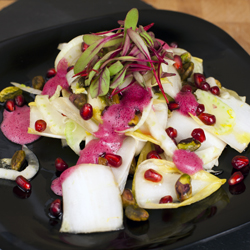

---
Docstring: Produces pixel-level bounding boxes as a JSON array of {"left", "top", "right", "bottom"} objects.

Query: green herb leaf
[
  {"left": 108, "top": 61, "right": 123, "bottom": 77},
  {"left": 89, "top": 67, "right": 110, "bottom": 98},
  {"left": 124, "top": 8, "right": 139, "bottom": 38}
]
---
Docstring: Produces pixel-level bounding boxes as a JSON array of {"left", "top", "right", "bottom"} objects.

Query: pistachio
[
  {"left": 32, "top": 76, "right": 45, "bottom": 90},
  {"left": 125, "top": 204, "right": 149, "bottom": 221},
  {"left": 181, "top": 61, "right": 194, "bottom": 81},
  {"left": 0, "top": 86, "right": 22, "bottom": 102},
  {"left": 129, "top": 157, "right": 137, "bottom": 175},
  {"left": 181, "top": 52, "right": 191, "bottom": 64},
  {"left": 69, "top": 93, "right": 87, "bottom": 109},
  {"left": 128, "top": 114, "right": 139, "bottom": 127},
  {"left": 11, "top": 150, "right": 26, "bottom": 171},
  {"left": 177, "top": 137, "right": 201, "bottom": 151},
  {"left": 98, "top": 156, "right": 108, "bottom": 166},
  {"left": 175, "top": 174, "right": 192, "bottom": 202},
  {"left": 121, "top": 189, "right": 135, "bottom": 208}
]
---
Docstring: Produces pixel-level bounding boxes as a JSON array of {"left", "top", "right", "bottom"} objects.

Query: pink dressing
[
  {"left": 173, "top": 149, "right": 203, "bottom": 175},
  {"left": 1, "top": 105, "right": 40, "bottom": 145},
  {"left": 51, "top": 83, "right": 152, "bottom": 195},
  {"left": 76, "top": 83, "right": 152, "bottom": 165},
  {"left": 42, "top": 58, "right": 69, "bottom": 97},
  {"left": 175, "top": 91, "right": 199, "bottom": 116}
]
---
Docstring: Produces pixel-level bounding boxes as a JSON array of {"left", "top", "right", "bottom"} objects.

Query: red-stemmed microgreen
[{"left": 73, "top": 8, "right": 174, "bottom": 103}]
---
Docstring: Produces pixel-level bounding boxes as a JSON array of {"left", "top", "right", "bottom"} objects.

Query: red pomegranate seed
[
  {"left": 181, "top": 85, "right": 192, "bottom": 93},
  {"left": 193, "top": 73, "right": 206, "bottom": 87},
  {"left": 228, "top": 171, "right": 244, "bottom": 186},
  {"left": 191, "top": 128, "right": 206, "bottom": 142},
  {"left": 13, "top": 185, "right": 31, "bottom": 199},
  {"left": 159, "top": 195, "right": 173, "bottom": 204},
  {"left": 166, "top": 127, "right": 177, "bottom": 139},
  {"left": 198, "top": 113, "right": 216, "bottom": 125},
  {"left": 5, "top": 99, "right": 15, "bottom": 112},
  {"left": 173, "top": 55, "right": 182, "bottom": 69},
  {"left": 210, "top": 86, "right": 220, "bottom": 96},
  {"left": 229, "top": 182, "right": 246, "bottom": 195},
  {"left": 147, "top": 150, "right": 162, "bottom": 159},
  {"left": 170, "top": 42, "right": 178, "bottom": 48},
  {"left": 195, "top": 104, "right": 205, "bottom": 116},
  {"left": 80, "top": 103, "right": 93, "bottom": 120},
  {"left": 231, "top": 155, "right": 249, "bottom": 170},
  {"left": 55, "top": 157, "right": 68, "bottom": 172},
  {"left": 168, "top": 101, "right": 180, "bottom": 111},
  {"left": 81, "top": 42, "right": 89, "bottom": 52},
  {"left": 35, "top": 119, "right": 47, "bottom": 132},
  {"left": 200, "top": 82, "right": 210, "bottom": 91},
  {"left": 46, "top": 68, "right": 56, "bottom": 78},
  {"left": 144, "top": 169, "right": 162, "bottom": 182},
  {"left": 50, "top": 199, "right": 62, "bottom": 218},
  {"left": 14, "top": 95, "right": 25, "bottom": 107},
  {"left": 154, "top": 144, "right": 164, "bottom": 154},
  {"left": 104, "top": 153, "right": 122, "bottom": 167},
  {"left": 16, "top": 175, "right": 31, "bottom": 192}
]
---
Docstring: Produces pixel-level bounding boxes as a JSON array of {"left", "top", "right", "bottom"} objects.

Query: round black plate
[{"left": 0, "top": 10, "right": 250, "bottom": 250}]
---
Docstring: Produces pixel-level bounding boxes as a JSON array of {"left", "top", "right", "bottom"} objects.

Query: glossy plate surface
[{"left": 0, "top": 10, "right": 250, "bottom": 250}]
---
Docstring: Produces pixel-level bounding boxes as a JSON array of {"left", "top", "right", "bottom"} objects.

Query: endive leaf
[{"left": 133, "top": 159, "right": 226, "bottom": 209}]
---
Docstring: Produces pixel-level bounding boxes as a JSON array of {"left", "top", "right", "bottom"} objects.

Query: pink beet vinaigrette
[
  {"left": 52, "top": 83, "right": 152, "bottom": 195},
  {"left": 42, "top": 58, "right": 69, "bottom": 97},
  {"left": 175, "top": 91, "right": 199, "bottom": 116},
  {"left": 77, "top": 83, "right": 152, "bottom": 165},
  {"left": 1, "top": 105, "right": 40, "bottom": 145}
]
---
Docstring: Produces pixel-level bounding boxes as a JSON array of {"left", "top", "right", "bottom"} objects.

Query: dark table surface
[{"left": 0, "top": 1, "right": 250, "bottom": 250}]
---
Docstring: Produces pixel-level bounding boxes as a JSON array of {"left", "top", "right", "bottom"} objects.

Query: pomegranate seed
[
  {"left": 200, "top": 82, "right": 210, "bottom": 91},
  {"left": 144, "top": 169, "right": 162, "bottom": 182},
  {"left": 166, "top": 127, "right": 178, "bottom": 139},
  {"left": 168, "top": 101, "right": 179, "bottom": 111},
  {"left": 80, "top": 103, "right": 93, "bottom": 120},
  {"left": 159, "top": 195, "right": 173, "bottom": 204},
  {"left": 104, "top": 153, "right": 122, "bottom": 167},
  {"left": 14, "top": 95, "right": 25, "bottom": 107},
  {"left": 170, "top": 42, "right": 178, "bottom": 48},
  {"left": 16, "top": 175, "right": 31, "bottom": 192},
  {"left": 193, "top": 73, "right": 206, "bottom": 87},
  {"left": 191, "top": 128, "right": 206, "bottom": 142},
  {"left": 147, "top": 150, "right": 162, "bottom": 159},
  {"left": 231, "top": 155, "right": 249, "bottom": 170},
  {"left": 50, "top": 199, "right": 62, "bottom": 218},
  {"left": 55, "top": 157, "right": 68, "bottom": 172},
  {"left": 210, "top": 86, "right": 220, "bottom": 96},
  {"left": 35, "top": 119, "right": 47, "bottom": 132},
  {"left": 154, "top": 144, "right": 164, "bottom": 154},
  {"left": 198, "top": 113, "right": 216, "bottom": 125},
  {"left": 5, "top": 99, "right": 15, "bottom": 112},
  {"left": 81, "top": 42, "right": 89, "bottom": 52},
  {"left": 181, "top": 85, "right": 192, "bottom": 93},
  {"left": 173, "top": 55, "right": 182, "bottom": 69},
  {"left": 13, "top": 186, "right": 31, "bottom": 199},
  {"left": 46, "top": 68, "right": 56, "bottom": 78},
  {"left": 195, "top": 104, "right": 205, "bottom": 116},
  {"left": 228, "top": 171, "right": 244, "bottom": 186},
  {"left": 229, "top": 182, "right": 246, "bottom": 195}
]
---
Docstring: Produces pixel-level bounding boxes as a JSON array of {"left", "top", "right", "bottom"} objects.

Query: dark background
[{"left": 0, "top": 1, "right": 250, "bottom": 249}]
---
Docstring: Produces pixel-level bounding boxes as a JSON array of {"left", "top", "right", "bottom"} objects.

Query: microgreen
[{"left": 73, "top": 8, "right": 174, "bottom": 103}]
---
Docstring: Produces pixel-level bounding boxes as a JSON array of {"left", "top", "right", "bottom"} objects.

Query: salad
[{"left": 0, "top": 8, "right": 250, "bottom": 234}]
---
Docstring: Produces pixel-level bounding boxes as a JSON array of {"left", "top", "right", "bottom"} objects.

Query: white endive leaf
[
  {"left": 55, "top": 35, "right": 83, "bottom": 70},
  {"left": 111, "top": 137, "right": 137, "bottom": 193},
  {"left": 60, "top": 164, "right": 123, "bottom": 233},
  {"left": 133, "top": 159, "right": 226, "bottom": 209}
]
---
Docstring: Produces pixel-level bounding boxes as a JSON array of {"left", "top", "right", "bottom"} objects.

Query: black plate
[{"left": 0, "top": 10, "right": 250, "bottom": 250}]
